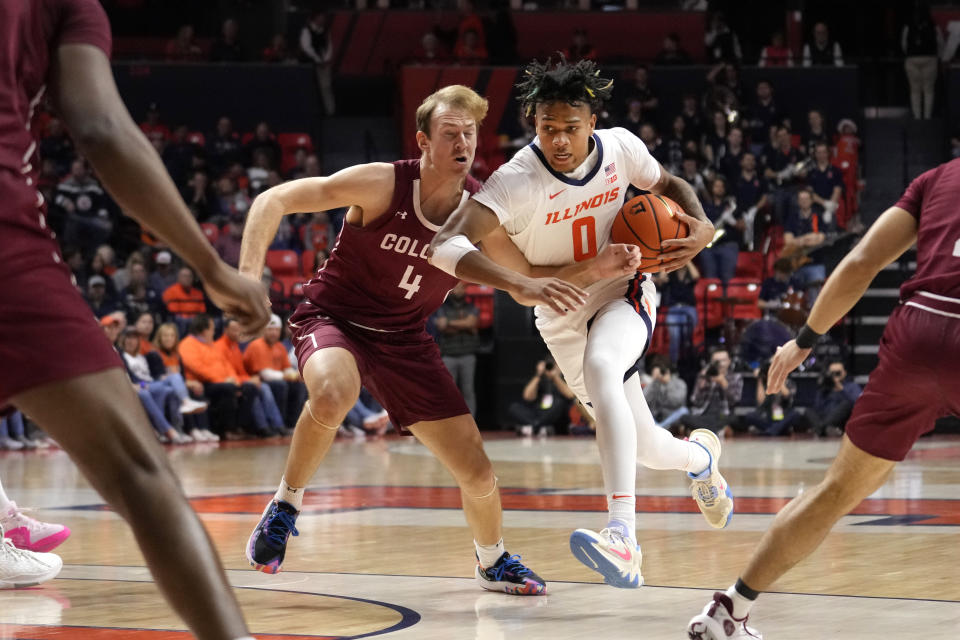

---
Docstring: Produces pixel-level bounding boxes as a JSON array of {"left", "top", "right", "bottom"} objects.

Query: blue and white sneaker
[
  {"left": 475, "top": 552, "right": 547, "bottom": 595},
  {"left": 569, "top": 525, "right": 643, "bottom": 588},
  {"left": 688, "top": 429, "right": 734, "bottom": 529},
  {"left": 245, "top": 499, "right": 299, "bottom": 574}
]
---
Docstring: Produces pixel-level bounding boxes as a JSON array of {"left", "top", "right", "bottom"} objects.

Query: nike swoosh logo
[
  {"left": 611, "top": 494, "right": 633, "bottom": 500},
  {"left": 549, "top": 189, "right": 566, "bottom": 199},
  {"left": 608, "top": 546, "right": 632, "bottom": 562}
]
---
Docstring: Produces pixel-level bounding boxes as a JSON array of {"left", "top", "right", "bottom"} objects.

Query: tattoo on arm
[{"left": 660, "top": 175, "right": 709, "bottom": 224}]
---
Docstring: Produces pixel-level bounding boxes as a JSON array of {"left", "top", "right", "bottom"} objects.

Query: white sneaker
[
  {"left": 688, "top": 429, "right": 734, "bottom": 529},
  {"left": 0, "top": 529, "right": 62, "bottom": 589},
  {"left": 568, "top": 526, "right": 642, "bottom": 588},
  {"left": 201, "top": 429, "right": 219, "bottom": 442},
  {"left": 688, "top": 592, "right": 763, "bottom": 639},
  {"left": 1, "top": 502, "right": 71, "bottom": 552},
  {"left": 170, "top": 431, "right": 194, "bottom": 444},
  {"left": 179, "top": 398, "right": 208, "bottom": 414},
  {"left": 0, "top": 437, "right": 23, "bottom": 451}
]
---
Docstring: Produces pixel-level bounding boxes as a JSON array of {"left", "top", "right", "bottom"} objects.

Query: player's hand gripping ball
[{"left": 611, "top": 194, "right": 690, "bottom": 272}]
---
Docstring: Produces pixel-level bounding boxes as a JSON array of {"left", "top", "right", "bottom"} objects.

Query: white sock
[
  {"left": 475, "top": 538, "right": 505, "bottom": 569},
  {"left": 607, "top": 494, "right": 636, "bottom": 540},
  {"left": 725, "top": 583, "right": 757, "bottom": 618},
  {"left": 685, "top": 440, "right": 712, "bottom": 477},
  {"left": 234, "top": 637, "right": 256, "bottom": 640},
  {"left": 0, "top": 477, "right": 11, "bottom": 512},
  {"left": 275, "top": 476, "right": 304, "bottom": 511}
]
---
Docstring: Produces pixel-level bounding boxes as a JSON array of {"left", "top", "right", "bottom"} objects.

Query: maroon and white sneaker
[
  {"left": 688, "top": 592, "right": 762, "bottom": 639},
  {"left": 0, "top": 503, "right": 70, "bottom": 553}
]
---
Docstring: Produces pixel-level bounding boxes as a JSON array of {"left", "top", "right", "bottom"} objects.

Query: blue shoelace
[
  {"left": 490, "top": 554, "right": 531, "bottom": 581},
  {"left": 265, "top": 507, "right": 299, "bottom": 548}
]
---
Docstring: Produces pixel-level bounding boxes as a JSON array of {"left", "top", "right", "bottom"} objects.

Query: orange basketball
[{"left": 611, "top": 193, "right": 689, "bottom": 272}]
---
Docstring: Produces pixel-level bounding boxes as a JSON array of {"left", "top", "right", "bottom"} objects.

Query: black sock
[{"left": 735, "top": 577, "right": 760, "bottom": 601}]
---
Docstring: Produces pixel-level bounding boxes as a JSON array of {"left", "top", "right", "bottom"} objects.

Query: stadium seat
[
  {"left": 241, "top": 132, "right": 255, "bottom": 145},
  {"left": 278, "top": 132, "right": 314, "bottom": 173},
  {"left": 694, "top": 278, "right": 725, "bottom": 329},
  {"left": 735, "top": 251, "right": 764, "bottom": 280},
  {"left": 201, "top": 222, "right": 219, "bottom": 244},
  {"left": 266, "top": 249, "right": 299, "bottom": 276},
  {"left": 727, "top": 278, "right": 762, "bottom": 320},
  {"left": 464, "top": 284, "right": 495, "bottom": 329},
  {"left": 647, "top": 307, "right": 670, "bottom": 356}
]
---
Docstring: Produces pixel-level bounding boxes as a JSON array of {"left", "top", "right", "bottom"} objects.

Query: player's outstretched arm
[
  {"left": 651, "top": 163, "right": 716, "bottom": 273},
  {"left": 432, "top": 199, "right": 588, "bottom": 314},
  {"left": 50, "top": 44, "right": 268, "bottom": 334},
  {"left": 238, "top": 163, "right": 394, "bottom": 280},
  {"left": 481, "top": 227, "right": 642, "bottom": 287},
  {"left": 767, "top": 206, "right": 917, "bottom": 393}
]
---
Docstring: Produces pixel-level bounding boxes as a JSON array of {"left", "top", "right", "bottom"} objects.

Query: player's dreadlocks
[{"left": 516, "top": 55, "right": 614, "bottom": 117}]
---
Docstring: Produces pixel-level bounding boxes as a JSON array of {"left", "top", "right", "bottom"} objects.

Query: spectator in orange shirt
[
  {"left": 179, "top": 314, "right": 264, "bottom": 439},
  {"left": 215, "top": 318, "right": 290, "bottom": 434},
  {"left": 243, "top": 314, "right": 307, "bottom": 428},
  {"left": 162, "top": 266, "right": 207, "bottom": 335}
]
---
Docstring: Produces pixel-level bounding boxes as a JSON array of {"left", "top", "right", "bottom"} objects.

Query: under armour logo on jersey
[{"left": 396, "top": 210, "right": 408, "bottom": 219}]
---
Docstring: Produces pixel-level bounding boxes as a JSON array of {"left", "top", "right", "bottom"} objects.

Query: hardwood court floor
[{"left": 2, "top": 432, "right": 960, "bottom": 639}]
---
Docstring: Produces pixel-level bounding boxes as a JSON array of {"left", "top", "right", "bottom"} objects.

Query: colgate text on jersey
[
  {"left": 380, "top": 233, "right": 431, "bottom": 260},
  {"left": 544, "top": 187, "right": 620, "bottom": 226}
]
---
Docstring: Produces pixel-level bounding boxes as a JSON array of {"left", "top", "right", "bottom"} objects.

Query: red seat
[
  {"left": 277, "top": 132, "right": 313, "bottom": 153},
  {"left": 241, "top": 132, "right": 254, "bottom": 145},
  {"left": 647, "top": 306, "right": 670, "bottom": 356},
  {"left": 277, "top": 133, "right": 313, "bottom": 174},
  {"left": 301, "top": 251, "right": 316, "bottom": 278},
  {"left": 276, "top": 275, "right": 305, "bottom": 301},
  {"left": 464, "top": 284, "right": 494, "bottom": 329},
  {"left": 735, "top": 251, "right": 763, "bottom": 280},
  {"left": 694, "top": 278, "right": 724, "bottom": 329},
  {"left": 266, "top": 249, "right": 299, "bottom": 276},
  {"left": 201, "top": 222, "right": 219, "bottom": 244},
  {"left": 727, "top": 278, "right": 762, "bottom": 320}
]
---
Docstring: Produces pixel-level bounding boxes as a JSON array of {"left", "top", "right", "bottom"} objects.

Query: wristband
[
  {"left": 795, "top": 323, "right": 822, "bottom": 350},
  {"left": 429, "top": 234, "right": 478, "bottom": 276}
]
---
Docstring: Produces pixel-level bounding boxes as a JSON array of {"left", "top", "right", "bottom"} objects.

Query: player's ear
[
  {"left": 588, "top": 112, "right": 597, "bottom": 132},
  {"left": 416, "top": 130, "right": 429, "bottom": 152}
]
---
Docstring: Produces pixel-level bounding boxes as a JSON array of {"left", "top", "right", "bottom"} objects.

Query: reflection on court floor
[{"left": 1, "top": 434, "right": 959, "bottom": 638}]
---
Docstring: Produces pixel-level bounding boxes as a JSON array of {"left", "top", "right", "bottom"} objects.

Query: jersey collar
[{"left": 528, "top": 133, "right": 604, "bottom": 187}]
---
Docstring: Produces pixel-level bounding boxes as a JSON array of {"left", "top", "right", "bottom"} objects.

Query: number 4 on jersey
[{"left": 398, "top": 265, "right": 422, "bottom": 299}]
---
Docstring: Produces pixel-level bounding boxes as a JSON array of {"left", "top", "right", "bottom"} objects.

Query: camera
[
  {"left": 545, "top": 359, "right": 556, "bottom": 372},
  {"left": 705, "top": 363, "right": 719, "bottom": 378}
]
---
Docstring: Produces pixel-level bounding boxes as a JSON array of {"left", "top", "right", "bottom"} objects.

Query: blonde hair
[
  {"left": 415, "top": 85, "right": 488, "bottom": 137},
  {"left": 154, "top": 322, "right": 180, "bottom": 353}
]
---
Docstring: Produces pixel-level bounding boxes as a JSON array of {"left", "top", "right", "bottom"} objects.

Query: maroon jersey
[
  {"left": 0, "top": 0, "right": 111, "bottom": 197},
  {"left": 896, "top": 158, "right": 960, "bottom": 300},
  {"left": 300, "top": 160, "right": 480, "bottom": 332}
]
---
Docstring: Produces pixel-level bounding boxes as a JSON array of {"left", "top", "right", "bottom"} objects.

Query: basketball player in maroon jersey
[
  {"left": 1, "top": 1, "right": 268, "bottom": 638},
  {"left": 239, "top": 85, "right": 636, "bottom": 593},
  {"left": 688, "top": 158, "right": 960, "bottom": 639}
]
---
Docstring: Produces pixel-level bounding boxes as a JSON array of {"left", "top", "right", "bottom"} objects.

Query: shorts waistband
[{"left": 903, "top": 291, "right": 960, "bottom": 318}]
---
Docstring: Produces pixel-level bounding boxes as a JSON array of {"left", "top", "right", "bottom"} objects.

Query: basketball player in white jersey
[{"left": 431, "top": 58, "right": 733, "bottom": 589}]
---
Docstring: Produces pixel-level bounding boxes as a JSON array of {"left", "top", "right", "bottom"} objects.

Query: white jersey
[
  {"left": 473, "top": 127, "right": 661, "bottom": 269},
  {"left": 473, "top": 127, "right": 662, "bottom": 406}
]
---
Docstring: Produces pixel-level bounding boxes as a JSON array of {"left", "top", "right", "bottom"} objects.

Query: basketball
[{"left": 610, "top": 193, "right": 689, "bottom": 272}]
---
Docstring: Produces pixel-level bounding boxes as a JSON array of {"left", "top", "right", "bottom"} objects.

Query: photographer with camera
[
  {"left": 741, "top": 360, "right": 803, "bottom": 436},
  {"left": 805, "top": 359, "right": 862, "bottom": 436},
  {"left": 643, "top": 354, "right": 689, "bottom": 431},
  {"left": 508, "top": 356, "right": 576, "bottom": 437},
  {"left": 680, "top": 347, "right": 743, "bottom": 438}
]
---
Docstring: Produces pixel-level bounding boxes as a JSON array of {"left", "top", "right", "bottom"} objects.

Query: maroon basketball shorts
[
  {"left": 288, "top": 304, "right": 469, "bottom": 429},
  {"left": 845, "top": 298, "right": 960, "bottom": 461},
  {"left": 0, "top": 178, "right": 122, "bottom": 406}
]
